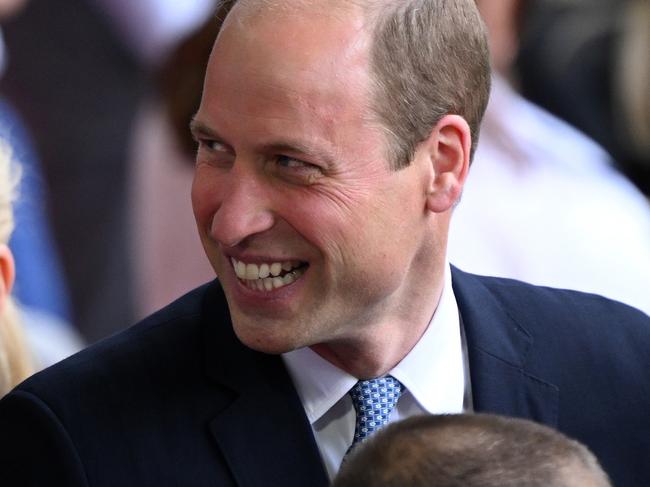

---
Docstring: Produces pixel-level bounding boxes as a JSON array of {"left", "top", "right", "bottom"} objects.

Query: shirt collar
[
  {"left": 388, "top": 265, "right": 465, "bottom": 414},
  {"left": 283, "top": 346, "right": 357, "bottom": 424},
  {"left": 283, "top": 263, "right": 464, "bottom": 423}
]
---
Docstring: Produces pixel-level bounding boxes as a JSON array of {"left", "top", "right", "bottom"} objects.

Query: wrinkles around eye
[
  {"left": 274, "top": 155, "right": 324, "bottom": 185},
  {"left": 277, "top": 155, "right": 312, "bottom": 168}
]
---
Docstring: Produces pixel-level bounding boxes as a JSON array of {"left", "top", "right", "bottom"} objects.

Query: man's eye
[
  {"left": 277, "top": 155, "right": 310, "bottom": 169},
  {"left": 195, "top": 139, "right": 235, "bottom": 169},
  {"left": 274, "top": 155, "right": 323, "bottom": 184},
  {"left": 199, "top": 139, "right": 228, "bottom": 152}
]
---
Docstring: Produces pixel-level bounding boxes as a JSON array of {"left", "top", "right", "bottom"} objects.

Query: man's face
[{"left": 192, "top": 6, "right": 436, "bottom": 355}]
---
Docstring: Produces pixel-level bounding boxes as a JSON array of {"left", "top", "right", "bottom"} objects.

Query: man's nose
[{"left": 209, "top": 165, "right": 275, "bottom": 248}]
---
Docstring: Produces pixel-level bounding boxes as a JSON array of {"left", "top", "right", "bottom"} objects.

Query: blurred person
[
  {"left": 0, "top": 142, "right": 32, "bottom": 396},
  {"left": 0, "top": 0, "right": 83, "bottom": 367},
  {"left": 93, "top": 0, "right": 216, "bottom": 66},
  {"left": 0, "top": 1, "right": 649, "bottom": 486},
  {"left": 616, "top": 0, "right": 650, "bottom": 189},
  {"left": 517, "top": 0, "right": 650, "bottom": 196},
  {"left": 449, "top": 0, "right": 650, "bottom": 316},
  {"left": 1, "top": 0, "right": 216, "bottom": 341},
  {"left": 129, "top": 107, "right": 215, "bottom": 317},
  {"left": 130, "top": 5, "right": 223, "bottom": 318},
  {"left": 0, "top": 0, "right": 24, "bottom": 18},
  {"left": 100, "top": 0, "right": 217, "bottom": 318},
  {"left": 0, "top": 99, "right": 85, "bottom": 368},
  {"left": 1, "top": 0, "right": 148, "bottom": 342},
  {"left": 333, "top": 414, "right": 612, "bottom": 487}
]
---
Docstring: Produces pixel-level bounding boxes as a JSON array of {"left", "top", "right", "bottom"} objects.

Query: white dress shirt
[{"left": 283, "top": 265, "right": 468, "bottom": 480}]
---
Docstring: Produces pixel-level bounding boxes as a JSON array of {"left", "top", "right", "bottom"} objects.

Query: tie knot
[{"left": 348, "top": 376, "right": 403, "bottom": 449}]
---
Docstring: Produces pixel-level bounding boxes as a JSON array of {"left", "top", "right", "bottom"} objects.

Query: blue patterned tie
[{"left": 347, "top": 376, "right": 404, "bottom": 454}]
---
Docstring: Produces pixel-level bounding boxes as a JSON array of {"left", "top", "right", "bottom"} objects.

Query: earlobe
[
  {"left": 424, "top": 114, "right": 471, "bottom": 213},
  {"left": 0, "top": 243, "right": 15, "bottom": 310}
]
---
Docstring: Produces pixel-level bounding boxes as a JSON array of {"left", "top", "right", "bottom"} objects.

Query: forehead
[
  {"left": 197, "top": 0, "right": 382, "bottom": 157},
  {"left": 201, "top": 3, "right": 375, "bottom": 127},
  {"left": 231, "top": 0, "right": 372, "bottom": 26}
]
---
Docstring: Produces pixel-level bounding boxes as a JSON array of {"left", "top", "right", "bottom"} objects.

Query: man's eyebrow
[{"left": 189, "top": 118, "right": 220, "bottom": 140}]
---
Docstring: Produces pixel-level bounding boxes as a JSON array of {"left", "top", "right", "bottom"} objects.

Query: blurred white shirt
[{"left": 450, "top": 75, "right": 650, "bottom": 315}]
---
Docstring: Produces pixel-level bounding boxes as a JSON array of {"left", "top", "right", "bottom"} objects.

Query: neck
[{"left": 311, "top": 265, "right": 446, "bottom": 379}]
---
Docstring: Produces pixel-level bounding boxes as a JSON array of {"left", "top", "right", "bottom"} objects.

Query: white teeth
[
  {"left": 231, "top": 257, "right": 307, "bottom": 291},
  {"left": 263, "top": 278, "right": 274, "bottom": 291},
  {"left": 235, "top": 260, "right": 246, "bottom": 279},
  {"left": 245, "top": 263, "right": 259, "bottom": 280}
]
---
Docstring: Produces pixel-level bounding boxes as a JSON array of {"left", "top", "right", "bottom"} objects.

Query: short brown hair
[
  {"left": 333, "top": 414, "right": 612, "bottom": 487},
  {"left": 215, "top": 0, "right": 491, "bottom": 169},
  {"left": 367, "top": 0, "right": 491, "bottom": 168}
]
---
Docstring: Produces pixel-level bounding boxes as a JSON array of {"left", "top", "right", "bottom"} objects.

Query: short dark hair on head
[{"left": 332, "top": 414, "right": 612, "bottom": 487}]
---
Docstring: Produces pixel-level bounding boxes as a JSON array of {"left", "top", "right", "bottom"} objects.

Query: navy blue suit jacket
[{"left": 1, "top": 267, "right": 649, "bottom": 486}]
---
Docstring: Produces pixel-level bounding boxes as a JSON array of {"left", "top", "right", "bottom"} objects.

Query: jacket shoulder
[
  {"left": 452, "top": 266, "right": 649, "bottom": 330},
  {"left": 452, "top": 267, "right": 650, "bottom": 485},
  {"left": 14, "top": 281, "right": 218, "bottom": 400},
  {"left": 452, "top": 266, "right": 650, "bottom": 375},
  {"left": 0, "top": 280, "right": 241, "bottom": 486}
]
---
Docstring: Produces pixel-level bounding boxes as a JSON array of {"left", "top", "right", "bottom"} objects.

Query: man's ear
[
  {"left": 423, "top": 114, "right": 471, "bottom": 213},
  {"left": 0, "top": 243, "right": 15, "bottom": 310}
]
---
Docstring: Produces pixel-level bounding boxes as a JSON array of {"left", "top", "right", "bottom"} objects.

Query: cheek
[
  {"left": 280, "top": 174, "right": 411, "bottom": 250},
  {"left": 280, "top": 196, "right": 395, "bottom": 281},
  {"left": 191, "top": 167, "right": 222, "bottom": 229},
  {"left": 279, "top": 189, "right": 371, "bottom": 262},
  {"left": 328, "top": 183, "right": 424, "bottom": 276}
]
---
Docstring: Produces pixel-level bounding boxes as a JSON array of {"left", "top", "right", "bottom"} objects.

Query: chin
[{"left": 231, "top": 318, "right": 305, "bottom": 355}]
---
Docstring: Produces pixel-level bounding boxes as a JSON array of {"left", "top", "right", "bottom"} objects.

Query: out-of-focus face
[
  {"left": 476, "top": 0, "right": 521, "bottom": 75},
  {"left": 0, "top": 0, "right": 28, "bottom": 20},
  {"left": 191, "top": 4, "right": 436, "bottom": 354}
]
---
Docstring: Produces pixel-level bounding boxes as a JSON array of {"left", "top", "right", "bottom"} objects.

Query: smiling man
[
  {"left": 190, "top": 1, "right": 468, "bottom": 376},
  {"left": 1, "top": 1, "right": 650, "bottom": 486}
]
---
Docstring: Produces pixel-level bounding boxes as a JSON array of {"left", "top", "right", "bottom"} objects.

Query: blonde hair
[{"left": 0, "top": 142, "right": 32, "bottom": 396}]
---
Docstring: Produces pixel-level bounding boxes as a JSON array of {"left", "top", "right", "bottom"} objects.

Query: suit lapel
[
  {"left": 201, "top": 282, "right": 329, "bottom": 487},
  {"left": 452, "top": 267, "right": 559, "bottom": 427},
  {"left": 198, "top": 269, "right": 560, "bottom": 484}
]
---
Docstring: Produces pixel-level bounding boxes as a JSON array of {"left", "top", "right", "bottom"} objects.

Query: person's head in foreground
[
  {"left": 333, "top": 414, "right": 612, "bottom": 487},
  {"left": 0, "top": 143, "right": 31, "bottom": 396}
]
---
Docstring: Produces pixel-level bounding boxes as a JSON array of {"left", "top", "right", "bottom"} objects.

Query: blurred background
[{"left": 0, "top": 0, "right": 648, "bottom": 372}]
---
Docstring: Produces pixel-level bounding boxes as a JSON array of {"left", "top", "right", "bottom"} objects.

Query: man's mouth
[{"left": 231, "top": 258, "right": 308, "bottom": 291}]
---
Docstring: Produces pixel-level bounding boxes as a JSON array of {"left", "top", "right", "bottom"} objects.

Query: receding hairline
[
  {"left": 213, "top": 0, "right": 491, "bottom": 169},
  {"left": 215, "top": 0, "right": 398, "bottom": 40},
  {"left": 217, "top": 0, "right": 383, "bottom": 14},
  {"left": 220, "top": 0, "right": 357, "bottom": 21},
  {"left": 209, "top": 0, "right": 399, "bottom": 164}
]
